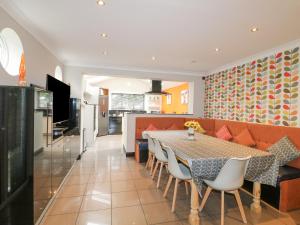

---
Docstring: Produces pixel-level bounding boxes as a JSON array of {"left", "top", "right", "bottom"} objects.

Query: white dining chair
[
  {"left": 199, "top": 156, "right": 251, "bottom": 225},
  {"left": 163, "top": 146, "right": 192, "bottom": 212},
  {"left": 145, "top": 134, "right": 156, "bottom": 175},
  {"left": 151, "top": 138, "right": 168, "bottom": 188}
]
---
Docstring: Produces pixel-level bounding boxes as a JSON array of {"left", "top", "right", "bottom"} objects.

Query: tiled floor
[{"left": 40, "top": 135, "right": 300, "bottom": 225}]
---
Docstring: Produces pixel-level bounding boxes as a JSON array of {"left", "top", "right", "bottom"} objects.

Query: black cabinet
[
  {"left": 109, "top": 117, "right": 122, "bottom": 134},
  {"left": 0, "top": 86, "right": 80, "bottom": 225}
]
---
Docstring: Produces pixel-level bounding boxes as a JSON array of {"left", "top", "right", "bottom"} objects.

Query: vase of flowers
[{"left": 187, "top": 127, "right": 195, "bottom": 140}]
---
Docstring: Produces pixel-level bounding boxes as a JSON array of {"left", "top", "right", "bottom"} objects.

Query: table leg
[
  {"left": 188, "top": 181, "right": 200, "bottom": 225},
  {"left": 250, "top": 182, "right": 262, "bottom": 213}
]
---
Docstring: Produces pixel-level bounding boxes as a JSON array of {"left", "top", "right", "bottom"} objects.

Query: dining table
[{"left": 142, "top": 130, "right": 279, "bottom": 225}]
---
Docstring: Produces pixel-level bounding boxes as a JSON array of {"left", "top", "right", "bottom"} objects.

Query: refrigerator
[{"left": 98, "top": 95, "right": 109, "bottom": 136}]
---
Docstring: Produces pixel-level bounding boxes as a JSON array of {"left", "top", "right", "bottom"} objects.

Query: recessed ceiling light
[
  {"left": 250, "top": 27, "right": 259, "bottom": 32},
  {"left": 101, "top": 33, "right": 108, "bottom": 38},
  {"left": 215, "top": 48, "right": 220, "bottom": 52},
  {"left": 151, "top": 56, "right": 156, "bottom": 61},
  {"left": 96, "top": 0, "right": 105, "bottom": 6}
]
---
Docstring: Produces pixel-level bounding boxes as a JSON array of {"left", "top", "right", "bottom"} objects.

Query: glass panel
[
  {"left": 0, "top": 87, "right": 34, "bottom": 225},
  {"left": 111, "top": 93, "right": 144, "bottom": 110},
  {"left": 6, "top": 88, "right": 27, "bottom": 194},
  {"left": 33, "top": 88, "right": 53, "bottom": 223}
]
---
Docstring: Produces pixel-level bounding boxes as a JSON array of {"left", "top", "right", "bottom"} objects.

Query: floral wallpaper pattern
[{"left": 204, "top": 47, "right": 300, "bottom": 127}]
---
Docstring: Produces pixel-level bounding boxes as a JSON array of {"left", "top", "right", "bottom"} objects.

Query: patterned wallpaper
[{"left": 204, "top": 47, "right": 300, "bottom": 127}]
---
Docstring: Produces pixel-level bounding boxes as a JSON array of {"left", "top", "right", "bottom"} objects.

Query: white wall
[
  {"left": 64, "top": 65, "right": 206, "bottom": 116},
  {"left": 0, "top": 7, "right": 63, "bottom": 87},
  {"left": 98, "top": 78, "right": 150, "bottom": 94}
]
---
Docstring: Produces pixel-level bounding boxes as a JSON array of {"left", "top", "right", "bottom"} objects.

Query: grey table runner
[{"left": 143, "top": 130, "right": 279, "bottom": 188}]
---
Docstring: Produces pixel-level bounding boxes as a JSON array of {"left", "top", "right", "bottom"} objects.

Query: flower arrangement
[{"left": 184, "top": 120, "right": 205, "bottom": 133}]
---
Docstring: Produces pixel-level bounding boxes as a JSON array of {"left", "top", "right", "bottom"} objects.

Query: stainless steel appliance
[{"left": 98, "top": 95, "right": 109, "bottom": 136}]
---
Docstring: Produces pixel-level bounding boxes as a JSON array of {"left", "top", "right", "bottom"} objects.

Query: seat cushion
[
  {"left": 233, "top": 128, "right": 256, "bottom": 147},
  {"left": 278, "top": 165, "right": 300, "bottom": 183},
  {"left": 168, "top": 123, "right": 179, "bottom": 130},
  {"left": 267, "top": 136, "right": 300, "bottom": 166},
  {"left": 145, "top": 123, "right": 159, "bottom": 131},
  {"left": 215, "top": 125, "right": 233, "bottom": 141}
]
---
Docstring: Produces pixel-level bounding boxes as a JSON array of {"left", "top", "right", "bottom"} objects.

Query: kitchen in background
[{"left": 83, "top": 76, "right": 192, "bottom": 137}]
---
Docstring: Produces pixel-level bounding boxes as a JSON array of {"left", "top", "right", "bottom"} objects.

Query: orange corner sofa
[{"left": 135, "top": 117, "right": 300, "bottom": 212}]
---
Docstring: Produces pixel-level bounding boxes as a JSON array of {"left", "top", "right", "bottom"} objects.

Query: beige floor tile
[
  {"left": 157, "top": 222, "right": 183, "bottom": 225},
  {"left": 41, "top": 135, "right": 299, "bottom": 225},
  {"left": 85, "top": 182, "right": 111, "bottom": 195},
  {"left": 226, "top": 207, "right": 286, "bottom": 225},
  {"left": 112, "top": 190, "right": 140, "bottom": 208},
  {"left": 88, "top": 174, "right": 110, "bottom": 183},
  {"left": 69, "top": 169, "right": 91, "bottom": 176},
  {"left": 76, "top": 209, "right": 111, "bottom": 225},
  {"left": 57, "top": 184, "right": 86, "bottom": 198},
  {"left": 180, "top": 217, "right": 215, "bottom": 225},
  {"left": 111, "top": 171, "right": 133, "bottom": 181},
  {"left": 279, "top": 216, "right": 297, "bottom": 225},
  {"left": 80, "top": 194, "right": 111, "bottom": 211},
  {"left": 111, "top": 180, "right": 136, "bottom": 193},
  {"left": 134, "top": 178, "right": 156, "bottom": 190},
  {"left": 138, "top": 189, "right": 167, "bottom": 205},
  {"left": 49, "top": 196, "right": 83, "bottom": 215},
  {"left": 130, "top": 170, "right": 151, "bottom": 179},
  {"left": 287, "top": 209, "right": 300, "bottom": 225},
  {"left": 41, "top": 213, "right": 77, "bottom": 225},
  {"left": 65, "top": 175, "right": 90, "bottom": 186},
  {"left": 112, "top": 205, "right": 147, "bottom": 225},
  {"left": 142, "top": 202, "right": 179, "bottom": 224}
]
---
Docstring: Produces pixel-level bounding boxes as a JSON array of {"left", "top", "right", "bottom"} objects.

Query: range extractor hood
[{"left": 145, "top": 80, "right": 169, "bottom": 95}]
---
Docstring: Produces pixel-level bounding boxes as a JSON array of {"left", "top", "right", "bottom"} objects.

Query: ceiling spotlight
[
  {"left": 151, "top": 56, "right": 156, "bottom": 61},
  {"left": 215, "top": 48, "right": 220, "bottom": 52},
  {"left": 250, "top": 27, "right": 259, "bottom": 32},
  {"left": 97, "top": 0, "right": 105, "bottom": 6},
  {"left": 101, "top": 33, "right": 108, "bottom": 38}
]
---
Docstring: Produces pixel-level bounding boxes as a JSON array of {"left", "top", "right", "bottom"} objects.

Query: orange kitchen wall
[{"left": 162, "top": 83, "right": 189, "bottom": 114}]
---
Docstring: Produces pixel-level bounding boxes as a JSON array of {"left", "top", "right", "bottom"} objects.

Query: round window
[
  {"left": 0, "top": 28, "right": 24, "bottom": 76},
  {"left": 55, "top": 65, "right": 63, "bottom": 81}
]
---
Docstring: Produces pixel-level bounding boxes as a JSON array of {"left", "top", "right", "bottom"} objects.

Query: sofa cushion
[
  {"left": 191, "top": 118, "right": 215, "bottom": 134},
  {"left": 256, "top": 141, "right": 272, "bottom": 151},
  {"left": 268, "top": 136, "right": 300, "bottom": 166},
  {"left": 215, "top": 125, "right": 232, "bottom": 141},
  {"left": 145, "top": 124, "right": 158, "bottom": 131},
  {"left": 233, "top": 128, "right": 256, "bottom": 147},
  {"left": 168, "top": 123, "right": 179, "bottom": 130}
]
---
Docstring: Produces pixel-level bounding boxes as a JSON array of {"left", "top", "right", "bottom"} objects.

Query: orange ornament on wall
[{"left": 18, "top": 52, "right": 26, "bottom": 86}]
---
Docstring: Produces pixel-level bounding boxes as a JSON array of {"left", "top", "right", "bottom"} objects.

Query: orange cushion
[
  {"left": 168, "top": 124, "right": 179, "bottom": 130},
  {"left": 234, "top": 128, "right": 256, "bottom": 147},
  {"left": 145, "top": 124, "right": 158, "bottom": 131},
  {"left": 256, "top": 142, "right": 272, "bottom": 151},
  {"left": 215, "top": 125, "right": 232, "bottom": 141}
]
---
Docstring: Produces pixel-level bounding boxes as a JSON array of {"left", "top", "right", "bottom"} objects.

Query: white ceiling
[
  {"left": 84, "top": 75, "right": 185, "bottom": 90},
  {"left": 1, "top": 0, "right": 300, "bottom": 74}
]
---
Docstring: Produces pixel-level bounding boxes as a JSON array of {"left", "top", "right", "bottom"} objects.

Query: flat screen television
[{"left": 46, "top": 75, "right": 70, "bottom": 123}]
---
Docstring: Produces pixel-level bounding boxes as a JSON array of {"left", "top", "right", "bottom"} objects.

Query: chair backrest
[
  {"left": 145, "top": 134, "right": 155, "bottom": 154},
  {"left": 153, "top": 138, "right": 168, "bottom": 162},
  {"left": 211, "top": 156, "right": 251, "bottom": 191},
  {"left": 164, "top": 145, "right": 188, "bottom": 179}
]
